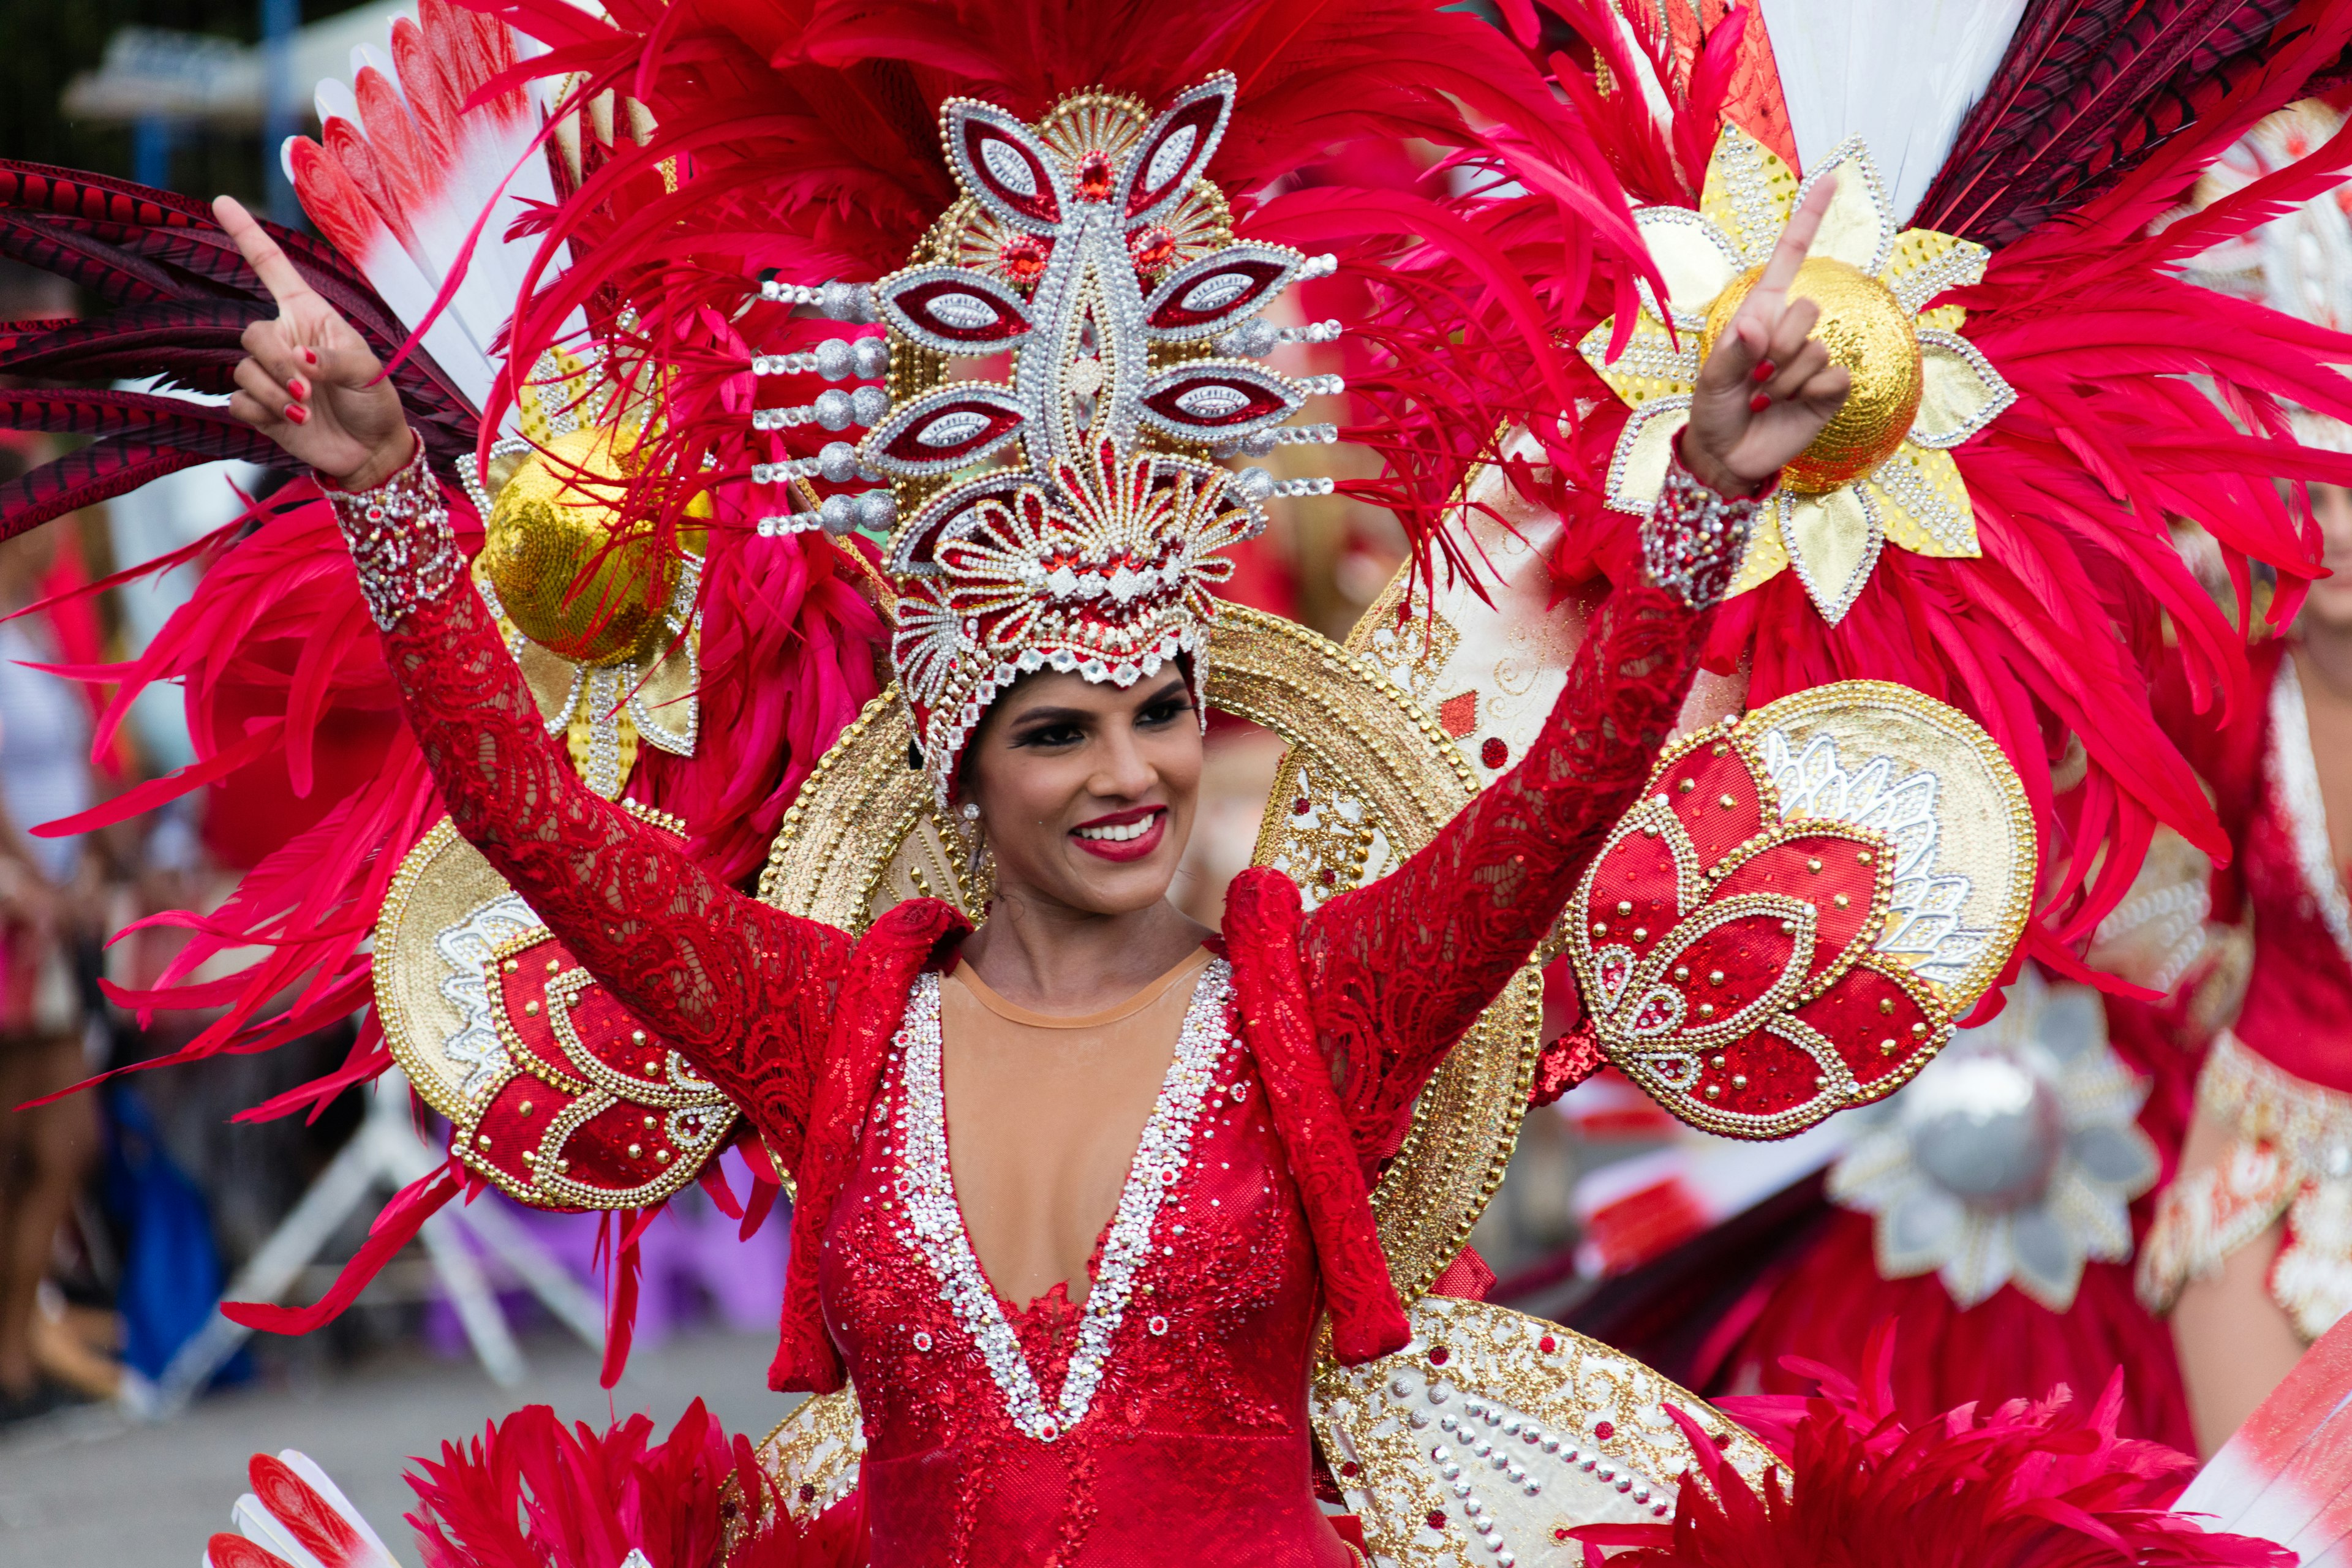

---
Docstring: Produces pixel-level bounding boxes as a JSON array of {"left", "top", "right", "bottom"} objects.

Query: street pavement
[{"left": 0, "top": 1330, "right": 799, "bottom": 1566}]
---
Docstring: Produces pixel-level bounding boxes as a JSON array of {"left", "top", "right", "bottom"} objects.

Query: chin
[
  {"left": 1060, "top": 853, "right": 1182, "bottom": 913},
  {"left": 1054, "top": 823, "right": 1188, "bottom": 913}
]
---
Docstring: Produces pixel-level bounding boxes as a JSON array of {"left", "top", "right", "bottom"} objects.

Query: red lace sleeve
[
  {"left": 1300, "top": 576, "right": 1706, "bottom": 1161},
  {"left": 380, "top": 576, "right": 850, "bottom": 1165}
]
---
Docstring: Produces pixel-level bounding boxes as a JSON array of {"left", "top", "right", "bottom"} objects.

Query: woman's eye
[
  {"left": 1137, "top": 698, "right": 1190, "bottom": 728},
  {"left": 1014, "top": 723, "right": 1082, "bottom": 748}
]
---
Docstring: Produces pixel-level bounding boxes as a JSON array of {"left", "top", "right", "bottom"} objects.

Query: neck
[
  {"left": 958, "top": 884, "right": 1211, "bottom": 1016},
  {"left": 2301, "top": 617, "right": 2352, "bottom": 701}
]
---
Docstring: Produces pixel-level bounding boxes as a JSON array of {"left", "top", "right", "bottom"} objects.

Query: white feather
[
  {"left": 277, "top": 1450, "right": 401, "bottom": 1568},
  {"left": 230, "top": 1494, "right": 325, "bottom": 1568},
  {"left": 1757, "top": 0, "right": 2028, "bottom": 224},
  {"left": 292, "top": 12, "right": 584, "bottom": 431}
]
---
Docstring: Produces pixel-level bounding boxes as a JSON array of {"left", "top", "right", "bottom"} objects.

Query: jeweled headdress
[{"left": 838, "top": 75, "right": 1339, "bottom": 799}]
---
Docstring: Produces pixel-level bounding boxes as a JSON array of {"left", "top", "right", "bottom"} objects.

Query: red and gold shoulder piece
[
  {"left": 375, "top": 803, "right": 742, "bottom": 1209},
  {"left": 1569, "top": 679, "right": 2035, "bottom": 1139}
]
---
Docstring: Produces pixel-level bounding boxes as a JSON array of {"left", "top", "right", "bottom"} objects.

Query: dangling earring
[{"left": 954, "top": 801, "right": 997, "bottom": 912}]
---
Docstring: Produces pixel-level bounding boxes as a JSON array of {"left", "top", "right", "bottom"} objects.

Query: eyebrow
[
  {"left": 1006, "top": 678, "right": 1189, "bottom": 728},
  {"left": 1008, "top": 704, "right": 1096, "bottom": 728}
]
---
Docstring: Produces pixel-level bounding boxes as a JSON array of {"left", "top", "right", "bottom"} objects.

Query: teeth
[{"left": 1076, "top": 813, "right": 1159, "bottom": 843}]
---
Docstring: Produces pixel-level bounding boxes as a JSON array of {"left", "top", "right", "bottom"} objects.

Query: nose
[{"left": 1087, "top": 720, "right": 1158, "bottom": 802}]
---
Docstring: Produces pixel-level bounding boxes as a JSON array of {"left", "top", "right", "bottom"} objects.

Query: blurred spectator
[{"left": 0, "top": 500, "right": 104, "bottom": 1422}]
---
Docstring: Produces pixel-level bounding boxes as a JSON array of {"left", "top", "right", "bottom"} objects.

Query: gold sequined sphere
[
  {"left": 483, "top": 426, "right": 685, "bottom": 666},
  {"left": 1700, "top": 257, "right": 1921, "bottom": 494}
]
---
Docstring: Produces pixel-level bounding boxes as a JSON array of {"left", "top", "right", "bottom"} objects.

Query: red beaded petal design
[{"left": 1567, "top": 702, "right": 2003, "bottom": 1138}]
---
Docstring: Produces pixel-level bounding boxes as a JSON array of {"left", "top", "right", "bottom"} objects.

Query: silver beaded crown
[{"left": 774, "top": 73, "right": 1348, "bottom": 800}]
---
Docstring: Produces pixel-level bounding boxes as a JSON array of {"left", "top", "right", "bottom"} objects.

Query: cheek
[
  {"left": 993, "top": 758, "right": 1085, "bottom": 827},
  {"left": 1150, "top": 729, "right": 1207, "bottom": 807}
]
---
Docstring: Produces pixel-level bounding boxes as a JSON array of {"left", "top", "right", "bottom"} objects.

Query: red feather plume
[
  {"left": 459, "top": 0, "right": 1657, "bottom": 591},
  {"left": 1578, "top": 1327, "right": 2291, "bottom": 1568},
  {"left": 1525, "top": 1, "right": 2352, "bottom": 961},
  {"left": 404, "top": 1401, "right": 866, "bottom": 1568}
]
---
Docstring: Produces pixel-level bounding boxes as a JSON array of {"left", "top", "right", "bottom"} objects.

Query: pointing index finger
[
  {"left": 1746, "top": 174, "right": 1838, "bottom": 322},
  {"left": 213, "top": 194, "right": 315, "bottom": 309}
]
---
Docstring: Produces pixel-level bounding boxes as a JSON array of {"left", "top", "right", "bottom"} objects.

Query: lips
[{"left": 1071, "top": 805, "right": 1167, "bottom": 863}]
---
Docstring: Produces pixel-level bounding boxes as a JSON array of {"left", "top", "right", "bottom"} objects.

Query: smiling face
[{"left": 957, "top": 666, "right": 1204, "bottom": 918}]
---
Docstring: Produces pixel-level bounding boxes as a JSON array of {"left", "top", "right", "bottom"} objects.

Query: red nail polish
[
  {"left": 287, "top": 377, "right": 308, "bottom": 400},
  {"left": 302, "top": 348, "right": 318, "bottom": 366},
  {"left": 1751, "top": 360, "right": 1776, "bottom": 383},
  {"left": 286, "top": 403, "right": 309, "bottom": 424},
  {"left": 1749, "top": 391, "right": 1771, "bottom": 413}
]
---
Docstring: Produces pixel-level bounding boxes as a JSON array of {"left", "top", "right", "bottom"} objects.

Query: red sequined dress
[
  {"left": 375, "top": 548, "right": 1710, "bottom": 1566},
  {"left": 2141, "top": 640, "right": 2352, "bottom": 1342}
]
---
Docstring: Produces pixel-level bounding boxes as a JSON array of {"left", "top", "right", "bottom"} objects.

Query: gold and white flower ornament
[{"left": 1581, "top": 125, "right": 2016, "bottom": 625}]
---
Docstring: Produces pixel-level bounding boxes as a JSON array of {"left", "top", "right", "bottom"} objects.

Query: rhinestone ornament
[{"left": 322, "top": 434, "right": 464, "bottom": 631}]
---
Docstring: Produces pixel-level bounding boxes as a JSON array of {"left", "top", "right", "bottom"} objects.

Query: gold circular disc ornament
[
  {"left": 1739, "top": 679, "right": 2035, "bottom": 1013},
  {"left": 760, "top": 604, "right": 1542, "bottom": 1303},
  {"left": 483, "top": 425, "right": 696, "bottom": 667},
  {"left": 377, "top": 803, "right": 737, "bottom": 1211},
  {"left": 1700, "top": 256, "right": 1921, "bottom": 494}
]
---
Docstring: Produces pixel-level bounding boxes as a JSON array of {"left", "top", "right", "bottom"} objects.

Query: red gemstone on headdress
[
  {"left": 1076, "top": 149, "right": 1115, "bottom": 201},
  {"left": 1000, "top": 233, "right": 1051, "bottom": 284},
  {"left": 1427, "top": 1510, "right": 1448, "bottom": 1531},
  {"left": 1129, "top": 224, "right": 1177, "bottom": 273},
  {"left": 1481, "top": 736, "right": 1509, "bottom": 770}
]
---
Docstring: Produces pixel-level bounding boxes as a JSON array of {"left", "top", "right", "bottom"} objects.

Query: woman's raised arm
[
  {"left": 1300, "top": 176, "right": 1854, "bottom": 1152},
  {"left": 1300, "top": 471, "right": 1741, "bottom": 1150},
  {"left": 214, "top": 197, "right": 848, "bottom": 1161}
]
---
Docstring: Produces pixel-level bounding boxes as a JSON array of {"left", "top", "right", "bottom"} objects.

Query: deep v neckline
[
  {"left": 940, "top": 948, "right": 1208, "bottom": 1311},
  {"left": 893, "top": 962, "right": 1234, "bottom": 1443}
]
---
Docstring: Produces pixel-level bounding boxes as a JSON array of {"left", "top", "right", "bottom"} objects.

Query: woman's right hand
[{"left": 214, "top": 195, "right": 415, "bottom": 491}]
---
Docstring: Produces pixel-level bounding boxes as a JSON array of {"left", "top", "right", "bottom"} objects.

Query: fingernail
[
  {"left": 287, "top": 377, "right": 308, "bottom": 400},
  {"left": 286, "top": 403, "right": 309, "bottom": 424},
  {"left": 1749, "top": 392, "right": 1771, "bottom": 413},
  {"left": 1751, "top": 360, "right": 1776, "bottom": 383},
  {"left": 302, "top": 348, "right": 318, "bottom": 366}
]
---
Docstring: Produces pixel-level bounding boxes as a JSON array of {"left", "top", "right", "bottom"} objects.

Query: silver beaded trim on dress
[
  {"left": 892, "top": 958, "right": 1234, "bottom": 1443},
  {"left": 1640, "top": 456, "right": 1763, "bottom": 611},
  {"left": 2267, "top": 655, "right": 2352, "bottom": 973},
  {"left": 321, "top": 435, "right": 463, "bottom": 630}
]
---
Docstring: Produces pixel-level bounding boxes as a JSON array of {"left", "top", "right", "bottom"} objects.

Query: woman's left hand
[{"left": 1678, "top": 177, "right": 1852, "bottom": 497}]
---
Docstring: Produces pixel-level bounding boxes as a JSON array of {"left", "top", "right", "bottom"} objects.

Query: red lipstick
[{"left": 1071, "top": 805, "right": 1167, "bottom": 863}]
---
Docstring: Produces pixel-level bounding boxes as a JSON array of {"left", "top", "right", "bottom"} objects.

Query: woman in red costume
[
  {"left": 200, "top": 69, "right": 1850, "bottom": 1564},
  {"left": 2144, "top": 455, "right": 2352, "bottom": 1453},
  {"left": 2120, "top": 100, "right": 2352, "bottom": 1455}
]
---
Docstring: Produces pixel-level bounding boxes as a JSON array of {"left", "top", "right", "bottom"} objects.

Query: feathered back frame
[
  {"left": 1522, "top": 0, "right": 2352, "bottom": 991},
  {"left": 464, "top": 0, "right": 1661, "bottom": 587}
]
